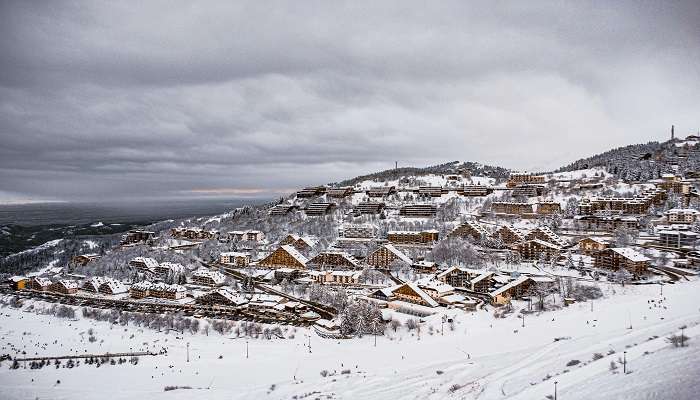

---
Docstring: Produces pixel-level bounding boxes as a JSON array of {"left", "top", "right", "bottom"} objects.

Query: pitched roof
[
  {"left": 280, "top": 245, "right": 309, "bottom": 266},
  {"left": 609, "top": 247, "right": 651, "bottom": 262},
  {"left": 490, "top": 276, "right": 532, "bottom": 298},
  {"left": 399, "top": 282, "right": 439, "bottom": 307},
  {"left": 382, "top": 244, "right": 412, "bottom": 265}
]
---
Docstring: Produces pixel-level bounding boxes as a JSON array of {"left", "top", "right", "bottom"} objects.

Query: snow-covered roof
[
  {"left": 280, "top": 245, "right": 309, "bottom": 265},
  {"left": 525, "top": 238, "right": 562, "bottom": 250},
  {"left": 490, "top": 276, "right": 532, "bottom": 298},
  {"left": 99, "top": 279, "right": 128, "bottom": 294},
  {"left": 56, "top": 279, "right": 78, "bottom": 289},
  {"left": 191, "top": 268, "right": 226, "bottom": 284},
  {"left": 609, "top": 248, "right": 651, "bottom": 262},
  {"left": 382, "top": 244, "right": 413, "bottom": 265},
  {"left": 131, "top": 281, "right": 153, "bottom": 290},
  {"left": 401, "top": 282, "right": 439, "bottom": 307}
]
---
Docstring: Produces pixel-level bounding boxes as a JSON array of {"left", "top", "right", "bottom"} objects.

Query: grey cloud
[{"left": 1, "top": 1, "right": 699, "bottom": 201}]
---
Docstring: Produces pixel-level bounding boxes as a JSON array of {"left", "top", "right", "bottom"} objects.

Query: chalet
[
  {"left": 526, "top": 226, "right": 568, "bottom": 247},
  {"left": 71, "top": 253, "right": 101, "bottom": 266},
  {"left": 366, "top": 244, "right": 413, "bottom": 268},
  {"left": 368, "top": 286, "right": 399, "bottom": 302},
  {"left": 307, "top": 251, "right": 361, "bottom": 270},
  {"left": 9, "top": 276, "right": 29, "bottom": 291},
  {"left": 98, "top": 279, "right": 128, "bottom": 295},
  {"left": 130, "top": 281, "right": 152, "bottom": 299},
  {"left": 258, "top": 245, "right": 309, "bottom": 269},
  {"left": 492, "top": 225, "right": 528, "bottom": 245},
  {"left": 392, "top": 282, "right": 439, "bottom": 307},
  {"left": 220, "top": 251, "right": 250, "bottom": 267},
  {"left": 387, "top": 230, "right": 439, "bottom": 245},
  {"left": 573, "top": 214, "right": 639, "bottom": 232},
  {"left": 399, "top": 204, "right": 437, "bottom": 217},
  {"left": 664, "top": 208, "right": 700, "bottom": 224},
  {"left": 516, "top": 239, "right": 561, "bottom": 261},
  {"left": 411, "top": 260, "right": 438, "bottom": 272},
  {"left": 354, "top": 202, "right": 385, "bottom": 215},
  {"left": 339, "top": 224, "right": 378, "bottom": 239},
  {"left": 48, "top": 280, "right": 79, "bottom": 295},
  {"left": 274, "top": 267, "right": 302, "bottom": 282},
  {"left": 450, "top": 220, "right": 488, "bottom": 241},
  {"left": 536, "top": 201, "right": 562, "bottom": 215},
  {"left": 326, "top": 186, "right": 353, "bottom": 198},
  {"left": 120, "top": 229, "right": 156, "bottom": 245},
  {"left": 154, "top": 262, "right": 184, "bottom": 276},
  {"left": 159, "top": 283, "right": 187, "bottom": 300},
  {"left": 191, "top": 268, "right": 226, "bottom": 286},
  {"left": 593, "top": 248, "right": 650, "bottom": 276},
  {"left": 418, "top": 186, "right": 445, "bottom": 197},
  {"left": 296, "top": 186, "right": 326, "bottom": 198},
  {"left": 321, "top": 270, "right": 362, "bottom": 285},
  {"left": 489, "top": 276, "right": 533, "bottom": 305},
  {"left": 416, "top": 279, "right": 455, "bottom": 300},
  {"left": 578, "top": 237, "right": 607, "bottom": 255},
  {"left": 82, "top": 277, "right": 106, "bottom": 293},
  {"left": 28, "top": 277, "right": 52, "bottom": 291},
  {"left": 436, "top": 267, "right": 492, "bottom": 291},
  {"left": 507, "top": 173, "right": 545, "bottom": 188},
  {"left": 458, "top": 185, "right": 493, "bottom": 197},
  {"left": 279, "top": 234, "right": 317, "bottom": 254},
  {"left": 195, "top": 288, "right": 248, "bottom": 306},
  {"left": 269, "top": 204, "right": 296, "bottom": 216},
  {"left": 129, "top": 257, "right": 159, "bottom": 274},
  {"left": 228, "top": 230, "right": 264, "bottom": 242},
  {"left": 512, "top": 184, "right": 545, "bottom": 197},
  {"left": 170, "top": 227, "right": 219, "bottom": 240},
  {"left": 658, "top": 230, "right": 698, "bottom": 249},
  {"left": 367, "top": 186, "right": 396, "bottom": 198},
  {"left": 491, "top": 202, "right": 534, "bottom": 217},
  {"left": 469, "top": 271, "right": 495, "bottom": 292},
  {"left": 578, "top": 189, "right": 665, "bottom": 215},
  {"left": 305, "top": 202, "right": 335, "bottom": 216}
]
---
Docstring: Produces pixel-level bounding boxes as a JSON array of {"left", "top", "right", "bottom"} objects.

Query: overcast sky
[{"left": 1, "top": 1, "right": 699, "bottom": 203}]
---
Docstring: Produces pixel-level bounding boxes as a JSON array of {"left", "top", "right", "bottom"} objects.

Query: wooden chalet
[
  {"left": 492, "top": 225, "right": 528, "bottom": 245},
  {"left": 491, "top": 202, "right": 534, "bottom": 217},
  {"left": 578, "top": 237, "right": 607, "bottom": 255},
  {"left": 593, "top": 247, "right": 650, "bottom": 276},
  {"left": 418, "top": 186, "right": 445, "bottom": 197},
  {"left": 191, "top": 268, "right": 226, "bottom": 286},
  {"left": 269, "top": 204, "right": 296, "bottom": 216},
  {"left": 516, "top": 239, "right": 561, "bottom": 261},
  {"left": 48, "top": 279, "right": 79, "bottom": 295},
  {"left": 296, "top": 186, "right": 326, "bottom": 198},
  {"left": 366, "top": 244, "right": 413, "bottom": 268},
  {"left": 512, "top": 184, "right": 545, "bottom": 197},
  {"left": 450, "top": 220, "right": 488, "bottom": 241},
  {"left": 354, "top": 201, "right": 385, "bottom": 215},
  {"left": 220, "top": 251, "right": 250, "bottom": 267},
  {"left": 129, "top": 257, "right": 159, "bottom": 274},
  {"left": 71, "top": 253, "right": 101, "bottom": 266},
  {"left": 82, "top": 277, "right": 106, "bottom": 293},
  {"left": 399, "top": 204, "right": 437, "bottom": 217},
  {"left": 387, "top": 230, "right": 439, "bottom": 245},
  {"left": 339, "top": 224, "right": 378, "bottom": 239},
  {"left": 392, "top": 282, "right": 439, "bottom": 307},
  {"left": 437, "top": 267, "right": 493, "bottom": 291},
  {"left": 490, "top": 276, "right": 533, "bottom": 305},
  {"left": 258, "top": 245, "right": 309, "bottom": 269},
  {"left": 326, "top": 186, "right": 353, "bottom": 198},
  {"left": 507, "top": 173, "right": 545, "bottom": 188},
  {"left": 120, "top": 229, "right": 156, "bottom": 245},
  {"left": 228, "top": 230, "right": 264, "bottom": 242},
  {"left": 664, "top": 208, "right": 700, "bottom": 224},
  {"left": 305, "top": 202, "right": 335, "bottom": 216},
  {"left": 526, "top": 226, "right": 568, "bottom": 247},
  {"left": 9, "top": 276, "right": 29, "bottom": 291},
  {"left": 573, "top": 215, "right": 639, "bottom": 232},
  {"left": 98, "top": 279, "right": 128, "bottom": 295},
  {"left": 367, "top": 186, "right": 396, "bottom": 197},
  {"left": 458, "top": 185, "right": 493, "bottom": 197},
  {"left": 129, "top": 281, "right": 152, "bottom": 299},
  {"left": 195, "top": 288, "right": 248, "bottom": 306},
  {"left": 28, "top": 277, "right": 51, "bottom": 291},
  {"left": 536, "top": 201, "right": 562, "bottom": 215},
  {"left": 307, "top": 251, "right": 361, "bottom": 270}
]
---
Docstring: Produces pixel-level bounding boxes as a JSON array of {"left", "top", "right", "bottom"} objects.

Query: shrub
[
  {"left": 320, "top": 370, "right": 329, "bottom": 377},
  {"left": 592, "top": 353, "right": 604, "bottom": 361}
]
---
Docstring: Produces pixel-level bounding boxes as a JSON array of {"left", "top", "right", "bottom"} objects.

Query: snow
[{"left": 89, "top": 222, "right": 104, "bottom": 228}]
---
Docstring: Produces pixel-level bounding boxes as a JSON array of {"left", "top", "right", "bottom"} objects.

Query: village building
[
  {"left": 399, "top": 204, "right": 437, "bottom": 217},
  {"left": 296, "top": 186, "right": 326, "bottom": 198},
  {"left": 120, "top": 229, "right": 156, "bottom": 245},
  {"left": 129, "top": 281, "right": 152, "bottom": 298},
  {"left": 491, "top": 225, "right": 528, "bottom": 245},
  {"left": 368, "top": 286, "right": 399, "bottom": 302},
  {"left": 436, "top": 267, "right": 493, "bottom": 292},
  {"left": 9, "top": 276, "right": 29, "bottom": 291},
  {"left": 507, "top": 173, "right": 545, "bottom": 188},
  {"left": 307, "top": 251, "right": 361, "bottom": 270},
  {"left": 171, "top": 227, "right": 219, "bottom": 240},
  {"left": 48, "top": 279, "right": 79, "bottom": 295},
  {"left": 195, "top": 288, "right": 248, "bottom": 306},
  {"left": 664, "top": 208, "right": 700, "bottom": 224},
  {"left": 526, "top": 226, "right": 568, "bottom": 247},
  {"left": 339, "top": 224, "right": 378, "bottom": 239},
  {"left": 28, "top": 277, "right": 52, "bottom": 291},
  {"left": 387, "top": 230, "right": 439, "bottom": 245},
  {"left": 228, "top": 230, "right": 265, "bottom": 242},
  {"left": 658, "top": 230, "right": 698, "bottom": 249},
  {"left": 326, "top": 186, "right": 354, "bottom": 198},
  {"left": 353, "top": 201, "right": 385, "bottom": 215},
  {"left": 416, "top": 279, "right": 455, "bottom": 300},
  {"left": 536, "top": 201, "right": 562, "bottom": 215},
  {"left": 418, "top": 186, "right": 445, "bottom": 197},
  {"left": 411, "top": 260, "right": 438, "bottom": 273},
  {"left": 71, "top": 253, "right": 101, "bottom": 266},
  {"left": 258, "top": 245, "right": 309, "bottom": 269},
  {"left": 450, "top": 220, "right": 489, "bottom": 241},
  {"left": 316, "top": 270, "right": 362, "bottom": 285},
  {"left": 489, "top": 276, "right": 533, "bottom": 305},
  {"left": 305, "top": 202, "right": 336, "bottom": 216},
  {"left": 512, "top": 184, "right": 545, "bottom": 197},
  {"left": 491, "top": 202, "right": 535, "bottom": 217},
  {"left": 365, "top": 244, "right": 413, "bottom": 268},
  {"left": 578, "top": 237, "right": 608, "bottom": 255},
  {"left": 220, "top": 251, "right": 250, "bottom": 267},
  {"left": 154, "top": 262, "right": 184, "bottom": 276},
  {"left": 367, "top": 186, "right": 396, "bottom": 198},
  {"left": 191, "top": 268, "right": 227, "bottom": 286},
  {"left": 458, "top": 185, "right": 493, "bottom": 196},
  {"left": 392, "top": 282, "right": 439, "bottom": 307},
  {"left": 516, "top": 239, "right": 561, "bottom": 261},
  {"left": 129, "top": 257, "right": 159, "bottom": 274},
  {"left": 593, "top": 247, "right": 650, "bottom": 276},
  {"left": 279, "top": 234, "right": 317, "bottom": 254},
  {"left": 269, "top": 203, "right": 296, "bottom": 216},
  {"left": 573, "top": 214, "right": 640, "bottom": 232},
  {"left": 158, "top": 283, "right": 187, "bottom": 300},
  {"left": 82, "top": 277, "right": 106, "bottom": 292},
  {"left": 98, "top": 279, "right": 128, "bottom": 295}
]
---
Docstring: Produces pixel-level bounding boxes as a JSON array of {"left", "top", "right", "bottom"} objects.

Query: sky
[{"left": 1, "top": 1, "right": 699, "bottom": 203}]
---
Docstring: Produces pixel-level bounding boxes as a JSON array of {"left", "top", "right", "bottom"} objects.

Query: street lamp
[
  {"left": 521, "top": 314, "right": 525, "bottom": 328},
  {"left": 554, "top": 381, "right": 558, "bottom": 400},
  {"left": 245, "top": 339, "right": 249, "bottom": 359},
  {"left": 623, "top": 351, "right": 627, "bottom": 374}
]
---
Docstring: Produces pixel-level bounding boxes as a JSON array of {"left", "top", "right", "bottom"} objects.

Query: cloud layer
[{"left": 1, "top": 1, "right": 699, "bottom": 201}]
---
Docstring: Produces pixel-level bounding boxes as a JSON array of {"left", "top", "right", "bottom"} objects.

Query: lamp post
[
  {"left": 623, "top": 351, "right": 627, "bottom": 374},
  {"left": 521, "top": 314, "right": 525, "bottom": 328},
  {"left": 246, "top": 339, "right": 249, "bottom": 359},
  {"left": 186, "top": 342, "right": 189, "bottom": 363},
  {"left": 554, "top": 380, "right": 558, "bottom": 400}
]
